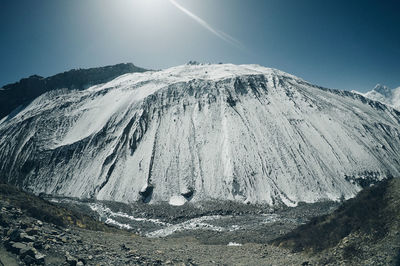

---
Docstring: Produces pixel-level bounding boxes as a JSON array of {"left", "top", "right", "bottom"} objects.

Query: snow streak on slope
[
  {"left": 1, "top": 64, "right": 400, "bottom": 206},
  {"left": 359, "top": 84, "right": 400, "bottom": 110}
]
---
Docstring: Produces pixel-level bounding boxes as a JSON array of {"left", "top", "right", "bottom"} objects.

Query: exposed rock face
[
  {"left": 0, "top": 63, "right": 148, "bottom": 119},
  {"left": 1, "top": 63, "right": 400, "bottom": 206}
]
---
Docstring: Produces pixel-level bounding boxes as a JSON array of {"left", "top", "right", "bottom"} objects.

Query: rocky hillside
[
  {"left": 1, "top": 63, "right": 400, "bottom": 206},
  {"left": 0, "top": 183, "right": 173, "bottom": 265},
  {"left": 0, "top": 63, "right": 148, "bottom": 119},
  {"left": 272, "top": 177, "right": 400, "bottom": 265}
]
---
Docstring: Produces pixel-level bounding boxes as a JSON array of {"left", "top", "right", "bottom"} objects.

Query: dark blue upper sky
[{"left": 1, "top": 0, "right": 399, "bottom": 92}]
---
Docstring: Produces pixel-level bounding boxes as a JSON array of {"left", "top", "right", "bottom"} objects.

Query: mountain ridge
[
  {"left": 0, "top": 63, "right": 148, "bottom": 119},
  {"left": 1, "top": 63, "right": 400, "bottom": 206}
]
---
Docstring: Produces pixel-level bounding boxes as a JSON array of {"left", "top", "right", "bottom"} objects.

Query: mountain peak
[
  {"left": 362, "top": 84, "right": 400, "bottom": 110},
  {"left": 373, "top": 84, "right": 392, "bottom": 97}
]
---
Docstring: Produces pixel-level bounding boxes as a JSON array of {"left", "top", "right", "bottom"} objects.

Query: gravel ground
[
  {"left": 1, "top": 194, "right": 335, "bottom": 265},
  {"left": 1, "top": 181, "right": 399, "bottom": 266},
  {"left": 0, "top": 201, "right": 315, "bottom": 265}
]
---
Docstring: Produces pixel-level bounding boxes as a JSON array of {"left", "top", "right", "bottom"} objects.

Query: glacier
[{"left": 1, "top": 63, "right": 400, "bottom": 206}]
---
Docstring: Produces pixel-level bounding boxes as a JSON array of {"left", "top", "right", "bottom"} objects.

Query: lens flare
[{"left": 169, "top": 0, "right": 243, "bottom": 49}]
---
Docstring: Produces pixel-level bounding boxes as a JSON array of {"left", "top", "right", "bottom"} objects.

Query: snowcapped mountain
[
  {"left": 360, "top": 84, "right": 400, "bottom": 110},
  {"left": 1, "top": 63, "right": 400, "bottom": 206}
]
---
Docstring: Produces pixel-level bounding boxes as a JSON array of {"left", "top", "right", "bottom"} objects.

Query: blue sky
[{"left": 0, "top": 0, "right": 399, "bottom": 92}]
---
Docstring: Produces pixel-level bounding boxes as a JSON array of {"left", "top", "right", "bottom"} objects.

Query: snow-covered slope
[
  {"left": 1, "top": 63, "right": 400, "bottom": 206},
  {"left": 360, "top": 84, "right": 400, "bottom": 110}
]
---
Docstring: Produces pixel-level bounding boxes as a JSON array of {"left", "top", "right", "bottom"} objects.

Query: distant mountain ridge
[
  {"left": 358, "top": 84, "right": 400, "bottom": 110},
  {"left": 0, "top": 63, "right": 148, "bottom": 119}
]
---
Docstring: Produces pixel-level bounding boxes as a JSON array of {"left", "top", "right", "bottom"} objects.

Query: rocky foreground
[
  {"left": 272, "top": 178, "right": 400, "bottom": 265},
  {"left": 1, "top": 179, "right": 400, "bottom": 265}
]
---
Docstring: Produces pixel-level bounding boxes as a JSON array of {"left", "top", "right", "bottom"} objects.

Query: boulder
[
  {"left": 26, "top": 227, "right": 39, "bottom": 236},
  {"left": 20, "top": 232, "right": 36, "bottom": 242},
  {"left": 9, "top": 242, "right": 27, "bottom": 254},
  {"left": 23, "top": 255, "right": 35, "bottom": 265},
  {"left": 19, "top": 246, "right": 37, "bottom": 258},
  {"left": 34, "top": 253, "right": 46, "bottom": 265},
  {"left": 66, "top": 251, "right": 78, "bottom": 266},
  {"left": 8, "top": 229, "right": 23, "bottom": 241},
  {"left": 0, "top": 213, "right": 10, "bottom": 227}
]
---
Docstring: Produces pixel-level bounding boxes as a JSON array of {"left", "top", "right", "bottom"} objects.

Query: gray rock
[
  {"left": 20, "top": 232, "right": 36, "bottom": 242},
  {"left": 33, "top": 241, "right": 43, "bottom": 250},
  {"left": 19, "top": 246, "right": 37, "bottom": 258},
  {"left": 66, "top": 251, "right": 78, "bottom": 266},
  {"left": 23, "top": 254, "right": 35, "bottom": 265},
  {"left": 26, "top": 227, "right": 39, "bottom": 236},
  {"left": 0, "top": 214, "right": 10, "bottom": 227},
  {"left": 8, "top": 229, "right": 23, "bottom": 241},
  {"left": 35, "top": 253, "right": 46, "bottom": 265},
  {"left": 9, "top": 242, "right": 27, "bottom": 254},
  {"left": 19, "top": 221, "right": 30, "bottom": 229}
]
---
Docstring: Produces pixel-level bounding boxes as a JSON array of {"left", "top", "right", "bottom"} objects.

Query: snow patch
[
  {"left": 89, "top": 203, "right": 169, "bottom": 226},
  {"left": 105, "top": 218, "right": 132, "bottom": 230},
  {"left": 168, "top": 195, "right": 187, "bottom": 206},
  {"left": 227, "top": 242, "right": 242, "bottom": 246},
  {"left": 146, "top": 216, "right": 226, "bottom": 238}
]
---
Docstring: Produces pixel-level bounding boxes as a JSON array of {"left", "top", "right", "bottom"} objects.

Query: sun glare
[{"left": 133, "top": 0, "right": 166, "bottom": 14}]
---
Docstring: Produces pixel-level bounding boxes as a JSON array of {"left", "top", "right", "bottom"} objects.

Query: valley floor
[
  {"left": 1, "top": 181, "right": 399, "bottom": 265},
  {"left": 0, "top": 215, "right": 313, "bottom": 265},
  {"left": 0, "top": 194, "right": 315, "bottom": 265}
]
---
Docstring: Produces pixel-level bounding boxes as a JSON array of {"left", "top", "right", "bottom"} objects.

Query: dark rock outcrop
[{"left": 0, "top": 63, "right": 148, "bottom": 119}]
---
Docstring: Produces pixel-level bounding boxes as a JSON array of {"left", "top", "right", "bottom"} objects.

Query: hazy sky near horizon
[{"left": 0, "top": 0, "right": 399, "bottom": 92}]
